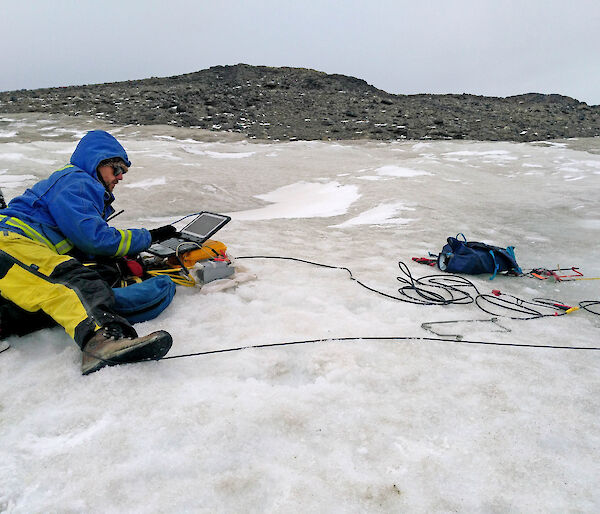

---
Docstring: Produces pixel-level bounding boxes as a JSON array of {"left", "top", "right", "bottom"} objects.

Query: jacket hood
[{"left": 70, "top": 130, "right": 132, "bottom": 175}]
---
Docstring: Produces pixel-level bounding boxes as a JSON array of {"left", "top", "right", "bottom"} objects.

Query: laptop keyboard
[{"left": 159, "top": 238, "right": 198, "bottom": 250}]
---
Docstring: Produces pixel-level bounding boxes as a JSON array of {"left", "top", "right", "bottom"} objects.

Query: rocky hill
[{"left": 1, "top": 64, "right": 599, "bottom": 142}]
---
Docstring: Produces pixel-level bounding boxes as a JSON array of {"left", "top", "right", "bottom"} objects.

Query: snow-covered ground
[{"left": 1, "top": 114, "right": 599, "bottom": 513}]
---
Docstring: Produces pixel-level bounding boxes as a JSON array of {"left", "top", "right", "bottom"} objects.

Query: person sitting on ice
[{"left": 0, "top": 130, "right": 178, "bottom": 375}]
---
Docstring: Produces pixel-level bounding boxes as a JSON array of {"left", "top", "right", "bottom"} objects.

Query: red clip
[
  {"left": 213, "top": 251, "right": 231, "bottom": 263},
  {"left": 412, "top": 257, "right": 437, "bottom": 267},
  {"left": 492, "top": 289, "right": 501, "bottom": 296}
]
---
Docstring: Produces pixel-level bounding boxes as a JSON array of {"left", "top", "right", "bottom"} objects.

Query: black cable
[
  {"left": 68, "top": 333, "right": 600, "bottom": 370},
  {"left": 71, "top": 262, "right": 600, "bottom": 366},
  {"left": 395, "top": 262, "right": 475, "bottom": 305},
  {"left": 580, "top": 301, "right": 600, "bottom": 315},
  {"left": 235, "top": 256, "right": 583, "bottom": 320},
  {"left": 5, "top": 257, "right": 598, "bottom": 366},
  {"left": 157, "top": 255, "right": 600, "bottom": 362},
  {"left": 80, "top": 333, "right": 600, "bottom": 367},
  {"left": 161, "top": 335, "right": 600, "bottom": 360},
  {"left": 476, "top": 294, "right": 562, "bottom": 320},
  {"left": 393, "top": 264, "right": 578, "bottom": 319}
]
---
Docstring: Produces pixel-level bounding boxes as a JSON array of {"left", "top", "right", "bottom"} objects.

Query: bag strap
[
  {"left": 505, "top": 246, "right": 523, "bottom": 274},
  {"left": 489, "top": 250, "right": 499, "bottom": 280}
]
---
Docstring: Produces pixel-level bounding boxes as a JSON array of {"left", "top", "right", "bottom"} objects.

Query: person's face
[{"left": 98, "top": 163, "right": 128, "bottom": 192}]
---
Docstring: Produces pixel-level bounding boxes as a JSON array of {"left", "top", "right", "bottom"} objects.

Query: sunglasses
[{"left": 111, "top": 164, "right": 128, "bottom": 177}]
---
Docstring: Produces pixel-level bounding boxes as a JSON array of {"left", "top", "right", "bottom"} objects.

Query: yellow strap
[{"left": 146, "top": 268, "right": 196, "bottom": 287}]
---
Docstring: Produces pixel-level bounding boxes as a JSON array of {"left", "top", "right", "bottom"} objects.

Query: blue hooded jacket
[{"left": 0, "top": 130, "right": 151, "bottom": 257}]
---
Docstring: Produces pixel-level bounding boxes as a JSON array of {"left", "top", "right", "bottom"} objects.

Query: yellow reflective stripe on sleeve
[
  {"left": 115, "top": 229, "right": 126, "bottom": 256},
  {"left": 123, "top": 230, "right": 133, "bottom": 255},
  {"left": 115, "top": 229, "right": 132, "bottom": 257},
  {"left": 55, "top": 164, "right": 75, "bottom": 172},
  {"left": 54, "top": 238, "right": 74, "bottom": 254},
  {"left": 0, "top": 216, "right": 75, "bottom": 255}
]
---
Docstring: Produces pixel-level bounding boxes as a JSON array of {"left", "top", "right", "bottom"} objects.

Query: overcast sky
[{"left": 1, "top": 0, "right": 599, "bottom": 105}]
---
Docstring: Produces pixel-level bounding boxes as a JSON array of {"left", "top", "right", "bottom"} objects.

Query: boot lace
[{"left": 102, "top": 323, "right": 125, "bottom": 340}]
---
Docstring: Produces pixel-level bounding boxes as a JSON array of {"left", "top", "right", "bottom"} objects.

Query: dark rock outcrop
[{"left": 1, "top": 64, "right": 598, "bottom": 142}]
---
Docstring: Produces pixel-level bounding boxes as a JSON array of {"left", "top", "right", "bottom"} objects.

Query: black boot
[{"left": 81, "top": 323, "right": 172, "bottom": 375}]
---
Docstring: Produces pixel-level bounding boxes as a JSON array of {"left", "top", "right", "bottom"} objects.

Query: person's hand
[{"left": 149, "top": 225, "right": 178, "bottom": 243}]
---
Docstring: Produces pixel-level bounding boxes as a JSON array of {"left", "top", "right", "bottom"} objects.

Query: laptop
[{"left": 147, "top": 211, "right": 231, "bottom": 257}]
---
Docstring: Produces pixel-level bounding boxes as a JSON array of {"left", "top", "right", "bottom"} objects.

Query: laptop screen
[{"left": 181, "top": 212, "right": 231, "bottom": 241}]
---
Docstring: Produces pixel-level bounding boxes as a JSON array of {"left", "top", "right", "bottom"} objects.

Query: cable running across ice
[{"left": 236, "top": 256, "right": 599, "bottom": 320}]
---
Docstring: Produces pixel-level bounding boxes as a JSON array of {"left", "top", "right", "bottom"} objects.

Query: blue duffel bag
[
  {"left": 437, "top": 233, "right": 522, "bottom": 280},
  {"left": 113, "top": 275, "right": 176, "bottom": 324}
]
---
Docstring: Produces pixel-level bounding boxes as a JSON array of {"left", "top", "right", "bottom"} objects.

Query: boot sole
[{"left": 82, "top": 331, "right": 173, "bottom": 375}]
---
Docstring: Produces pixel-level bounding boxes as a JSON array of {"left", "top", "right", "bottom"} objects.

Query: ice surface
[
  {"left": 0, "top": 170, "right": 37, "bottom": 188},
  {"left": 374, "top": 165, "right": 432, "bottom": 178},
  {"left": 182, "top": 145, "right": 256, "bottom": 159},
  {"left": 331, "top": 202, "right": 415, "bottom": 227},
  {"left": 0, "top": 152, "right": 27, "bottom": 161},
  {"left": 232, "top": 181, "right": 360, "bottom": 220},
  {"left": 123, "top": 177, "right": 167, "bottom": 189},
  {"left": 0, "top": 114, "right": 599, "bottom": 512}
]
